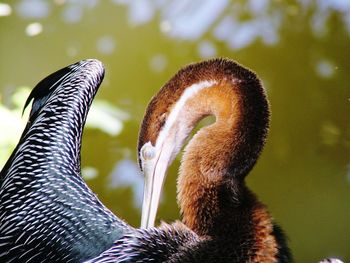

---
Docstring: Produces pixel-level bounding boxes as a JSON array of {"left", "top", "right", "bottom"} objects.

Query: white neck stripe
[{"left": 155, "top": 80, "right": 216, "bottom": 150}]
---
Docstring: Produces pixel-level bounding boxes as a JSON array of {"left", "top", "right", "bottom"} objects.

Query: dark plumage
[{"left": 0, "top": 60, "right": 129, "bottom": 262}]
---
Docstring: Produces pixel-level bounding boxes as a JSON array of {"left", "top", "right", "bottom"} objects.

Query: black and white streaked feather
[
  {"left": 0, "top": 60, "right": 130, "bottom": 263},
  {"left": 85, "top": 222, "right": 201, "bottom": 263}
]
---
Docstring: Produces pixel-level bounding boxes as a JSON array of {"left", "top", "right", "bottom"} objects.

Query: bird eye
[{"left": 141, "top": 142, "right": 156, "bottom": 160}]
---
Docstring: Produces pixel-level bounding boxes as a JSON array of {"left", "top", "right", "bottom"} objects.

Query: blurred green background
[{"left": 0, "top": 0, "right": 349, "bottom": 261}]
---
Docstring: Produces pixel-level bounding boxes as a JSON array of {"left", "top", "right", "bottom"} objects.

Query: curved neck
[
  {"left": 138, "top": 58, "right": 270, "bottom": 235},
  {"left": 177, "top": 78, "right": 269, "bottom": 236}
]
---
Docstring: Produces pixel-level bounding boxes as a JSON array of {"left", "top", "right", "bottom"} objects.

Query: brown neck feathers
[{"left": 175, "top": 60, "right": 270, "bottom": 236}]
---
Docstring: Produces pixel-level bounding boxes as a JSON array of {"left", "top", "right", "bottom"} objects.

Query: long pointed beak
[{"left": 140, "top": 142, "right": 170, "bottom": 229}]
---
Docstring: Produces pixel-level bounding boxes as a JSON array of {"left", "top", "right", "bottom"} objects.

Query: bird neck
[{"left": 177, "top": 78, "right": 269, "bottom": 237}]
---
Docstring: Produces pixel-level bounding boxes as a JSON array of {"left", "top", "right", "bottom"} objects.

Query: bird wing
[
  {"left": 0, "top": 60, "right": 131, "bottom": 263},
  {"left": 85, "top": 222, "right": 201, "bottom": 263}
]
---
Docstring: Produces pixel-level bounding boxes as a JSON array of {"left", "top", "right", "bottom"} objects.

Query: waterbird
[{"left": 0, "top": 58, "right": 292, "bottom": 262}]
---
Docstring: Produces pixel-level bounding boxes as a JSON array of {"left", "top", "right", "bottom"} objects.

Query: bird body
[
  {"left": 89, "top": 59, "right": 291, "bottom": 262},
  {"left": 1, "top": 58, "right": 292, "bottom": 263}
]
